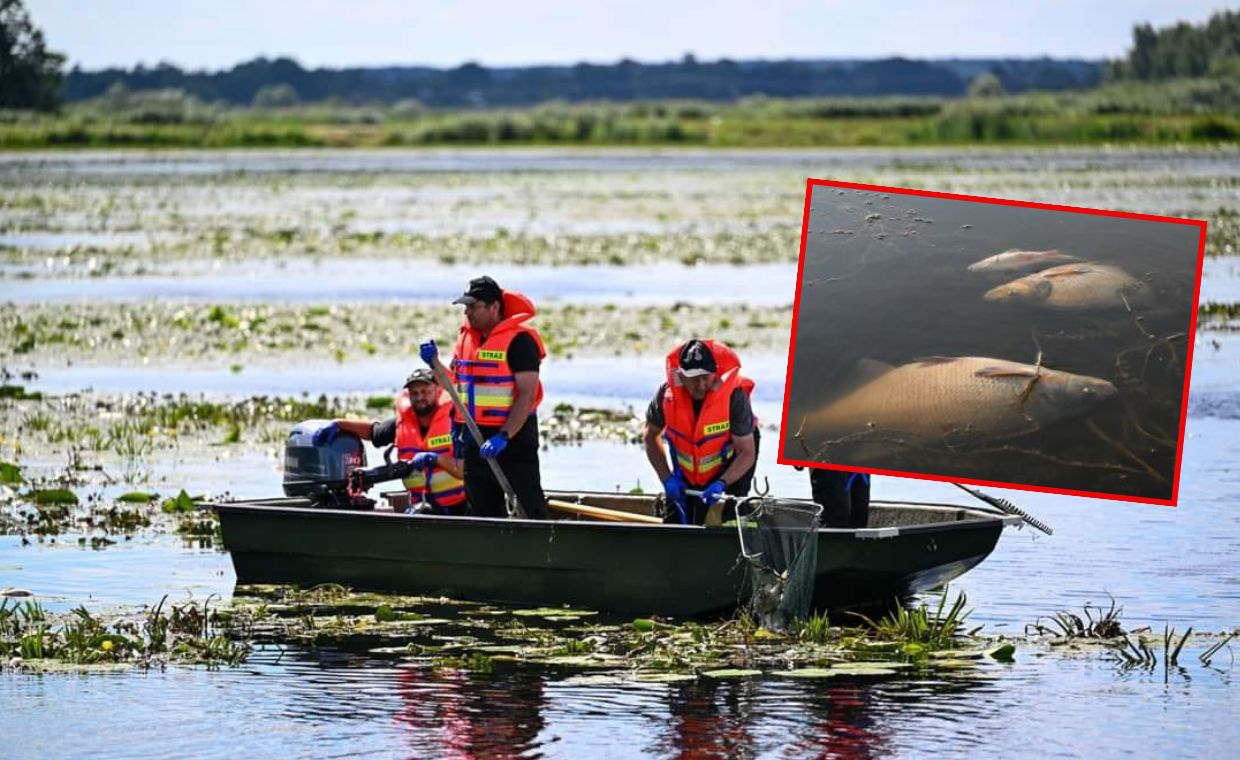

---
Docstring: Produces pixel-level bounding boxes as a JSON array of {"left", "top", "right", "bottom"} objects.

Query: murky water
[
  {"left": 2, "top": 148, "right": 1237, "bottom": 759},
  {"left": 786, "top": 186, "right": 1203, "bottom": 502}
]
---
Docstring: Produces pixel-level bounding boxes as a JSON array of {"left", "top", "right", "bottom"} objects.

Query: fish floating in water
[
  {"left": 968, "top": 249, "right": 1082, "bottom": 273},
  {"left": 984, "top": 262, "right": 1151, "bottom": 310},
  {"left": 802, "top": 356, "right": 1116, "bottom": 443}
]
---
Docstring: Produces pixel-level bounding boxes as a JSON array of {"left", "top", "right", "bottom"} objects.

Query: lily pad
[
  {"left": 775, "top": 668, "right": 844, "bottom": 679},
  {"left": 929, "top": 659, "right": 979, "bottom": 669},
  {"left": 560, "top": 674, "right": 630, "bottom": 686},
  {"left": 775, "top": 662, "right": 910, "bottom": 678},
  {"left": 116, "top": 491, "right": 158, "bottom": 503},
  {"left": 541, "top": 654, "right": 626, "bottom": 668},
  {"left": 30, "top": 488, "right": 78, "bottom": 506},
  {"left": 512, "top": 607, "right": 597, "bottom": 618},
  {"left": 987, "top": 643, "right": 1016, "bottom": 662},
  {"left": 369, "top": 646, "right": 415, "bottom": 655},
  {"left": 632, "top": 672, "right": 699, "bottom": 684},
  {"left": 929, "top": 648, "right": 988, "bottom": 660},
  {"left": 700, "top": 668, "right": 763, "bottom": 678},
  {"left": 0, "top": 462, "right": 23, "bottom": 486}
]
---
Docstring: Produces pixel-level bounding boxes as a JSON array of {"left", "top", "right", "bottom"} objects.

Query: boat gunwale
[{"left": 209, "top": 496, "right": 1016, "bottom": 538}]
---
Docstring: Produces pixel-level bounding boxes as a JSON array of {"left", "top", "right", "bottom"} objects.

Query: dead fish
[
  {"left": 967, "top": 249, "right": 1081, "bottom": 273},
  {"left": 803, "top": 356, "right": 1116, "bottom": 442},
  {"left": 984, "top": 262, "right": 1151, "bottom": 310}
]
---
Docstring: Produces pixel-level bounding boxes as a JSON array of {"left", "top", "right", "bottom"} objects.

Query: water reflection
[{"left": 397, "top": 667, "right": 547, "bottom": 758}]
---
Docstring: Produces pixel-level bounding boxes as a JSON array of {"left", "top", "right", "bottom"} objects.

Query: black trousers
[
  {"left": 809, "top": 469, "right": 871, "bottom": 529},
  {"left": 463, "top": 451, "right": 548, "bottom": 519}
]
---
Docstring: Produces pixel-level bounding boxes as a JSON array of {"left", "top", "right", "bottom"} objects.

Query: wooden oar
[
  {"left": 427, "top": 356, "right": 527, "bottom": 519},
  {"left": 546, "top": 499, "right": 663, "bottom": 525}
]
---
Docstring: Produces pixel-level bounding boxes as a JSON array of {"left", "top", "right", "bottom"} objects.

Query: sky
[{"left": 31, "top": 1, "right": 1231, "bottom": 71}]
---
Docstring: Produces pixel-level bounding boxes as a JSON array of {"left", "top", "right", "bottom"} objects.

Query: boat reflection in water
[{"left": 384, "top": 658, "right": 972, "bottom": 758}]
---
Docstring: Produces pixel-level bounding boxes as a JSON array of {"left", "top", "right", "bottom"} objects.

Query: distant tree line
[
  {"left": 4, "top": 0, "right": 1236, "bottom": 114},
  {"left": 60, "top": 55, "right": 1102, "bottom": 108},
  {"left": 1109, "top": 9, "right": 1240, "bottom": 80},
  {"left": 0, "top": 0, "right": 64, "bottom": 110}
]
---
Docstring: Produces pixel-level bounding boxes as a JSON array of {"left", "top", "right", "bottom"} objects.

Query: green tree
[
  {"left": 967, "top": 72, "right": 1006, "bottom": 98},
  {"left": 1113, "top": 10, "right": 1240, "bottom": 81},
  {"left": 0, "top": 0, "right": 65, "bottom": 110},
  {"left": 252, "top": 83, "right": 299, "bottom": 108}
]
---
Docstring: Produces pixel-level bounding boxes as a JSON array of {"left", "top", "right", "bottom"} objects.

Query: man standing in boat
[
  {"left": 643, "top": 339, "right": 759, "bottom": 524},
  {"left": 419, "top": 276, "right": 549, "bottom": 519},
  {"left": 314, "top": 368, "right": 467, "bottom": 514}
]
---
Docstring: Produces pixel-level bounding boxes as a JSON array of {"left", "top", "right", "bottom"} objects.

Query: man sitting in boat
[
  {"left": 643, "top": 339, "right": 759, "bottom": 525},
  {"left": 313, "top": 368, "right": 467, "bottom": 514},
  {"left": 419, "top": 275, "right": 550, "bottom": 520}
]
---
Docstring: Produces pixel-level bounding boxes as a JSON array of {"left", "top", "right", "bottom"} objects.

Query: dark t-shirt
[
  {"left": 645, "top": 383, "right": 755, "bottom": 436},
  {"left": 504, "top": 332, "right": 541, "bottom": 374},
  {"left": 371, "top": 416, "right": 397, "bottom": 448}
]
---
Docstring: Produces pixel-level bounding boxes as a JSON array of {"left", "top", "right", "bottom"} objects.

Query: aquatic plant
[
  {"left": 1029, "top": 596, "right": 1126, "bottom": 639},
  {"left": 850, "top": 589, "right": 973, "bottom": 649},
  {"left": 794, "top": 611, "right": 831, "bottom": 644},
  {"left": 1198, "top": 633, "right": 1235, "bottom": 667},
  {"left": 0, "top": 595, "right": 251, "bottom": 670}
]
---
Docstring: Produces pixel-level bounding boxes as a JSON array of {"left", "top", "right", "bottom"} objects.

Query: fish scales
[
  {"left": 984, "top": 262, "right": 1150, "bottom": 310},
  {"left": 804, "top": 357, "right": 1116, "bottom": 441}
]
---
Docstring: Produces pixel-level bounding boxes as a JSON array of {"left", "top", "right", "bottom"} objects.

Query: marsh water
[
  {"left": 786, "top": 186, "right": 1203, "bottom": 502},
  {"left": 2, "top": 148, "right": 1238, "bottom": 759}
]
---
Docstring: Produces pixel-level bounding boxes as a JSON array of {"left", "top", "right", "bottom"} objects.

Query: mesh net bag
[{"left": 733, "top": 497, "right": 823, "bottom": 631}]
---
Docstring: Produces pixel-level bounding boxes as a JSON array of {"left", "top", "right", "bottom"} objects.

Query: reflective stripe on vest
[
  {"left": 452, "top": 321, "right": 544, "bottom": 424},
  {"left": 394, "top": 395, "right": 466, "bottom": 509},
  {"left": 661, "top": 374, "right": 740, "bottom": 488}
]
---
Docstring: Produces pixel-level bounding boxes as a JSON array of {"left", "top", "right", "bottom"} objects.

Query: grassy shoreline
[
  {"left": 4, "top": 79, "right": 1238, "bottom": 150},
  {"left": 2, "top": 113, "right": 1237, "bottom": 150}
]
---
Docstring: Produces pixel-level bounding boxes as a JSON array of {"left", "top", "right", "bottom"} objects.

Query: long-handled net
[{"left": 731, "top": 497, "right": 824, "bottom": 631}]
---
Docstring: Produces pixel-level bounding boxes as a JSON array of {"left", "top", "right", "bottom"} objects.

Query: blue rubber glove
[
  {"left": 412, "top": 452, "right": 439, "bottom": 470},
  {"left": 451, "top": 421, "right": 469, "bottom": 458},
  {"left": 701, "top": 479, "right": 727, "bottom": 506},
  {"left": 480, "top": 431, "right": 509, "bottom": 459},
  {"left": 312, "top": 422, "right": 340, "bottom": 446},
  {"left": 419, "top": 339, "right": 438, "bottom": 366},
  {"left": 662, "top": 472, "right": 687, "bottom": 522}
]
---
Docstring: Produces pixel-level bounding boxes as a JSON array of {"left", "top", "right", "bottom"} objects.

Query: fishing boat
[{"left": 212, "top": 489, "right": 1022, "bottom": 617}]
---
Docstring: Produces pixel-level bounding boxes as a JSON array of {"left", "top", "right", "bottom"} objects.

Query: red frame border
[{"left": 776, "top": 178, "right": 1209, "bottom": 507}]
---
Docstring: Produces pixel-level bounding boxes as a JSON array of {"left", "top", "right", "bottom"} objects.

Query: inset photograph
[{"left": 779, "top": 180, "right": 1206, "bottom": 505}]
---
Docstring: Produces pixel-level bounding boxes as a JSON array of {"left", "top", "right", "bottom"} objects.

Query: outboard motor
[{"left": 283, "top": 420, "right": 374, "bottom": 510}]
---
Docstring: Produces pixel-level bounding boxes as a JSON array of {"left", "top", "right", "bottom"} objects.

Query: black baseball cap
[
  {"left": 452, "top": 276, "right": 503, "bottom": 306},
  {"left": 678, "top": 339, "right": 717, "bottom": 378},
  {"left": 404, "top": 368, "right": 436, "bottom": 388}
]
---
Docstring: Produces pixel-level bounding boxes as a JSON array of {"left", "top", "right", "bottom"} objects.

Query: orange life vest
[
  {"left": 395, "top": 391, "right": 466, "bottom": 509},
  {"left": 451, "top": 290, "right": 546, "bottom": 425},
  {"left": 660, "top": 339, "right": 756, "bottom": 487}
]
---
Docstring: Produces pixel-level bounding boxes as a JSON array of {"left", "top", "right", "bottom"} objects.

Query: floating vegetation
[
  {"left": 199, "top": 584, "right": 1024, "bottom": 684},
  {"left": 1028, "top": 596, "right": 1127, "bottom": 641},
  {"left": 116, "top": 491, "right": 158, "bottom": 503},
  {"left": 0, "top": 300, "right": 792, "bottom": 365},
  {"left": 0, "top": 595, "right": 250, "bottom": 672},
  {"left": 0, "top": 461, "right": 22, "bottom": 485},
  {"left": 29, "top": 488, "right": 79, "bottom": 506}
]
